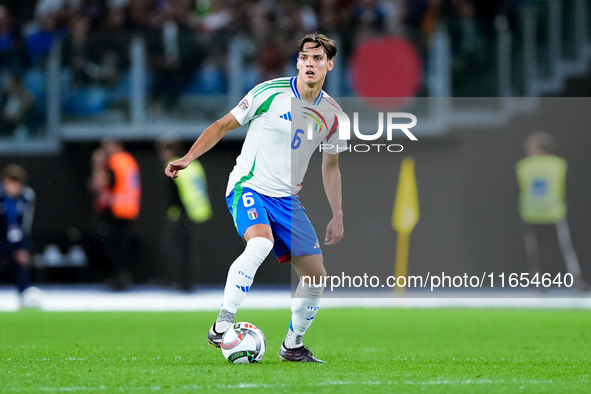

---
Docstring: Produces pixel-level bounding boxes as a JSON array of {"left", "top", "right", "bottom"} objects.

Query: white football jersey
[{"left": 227, "top": 77, "right": 346, "bottom": 197}]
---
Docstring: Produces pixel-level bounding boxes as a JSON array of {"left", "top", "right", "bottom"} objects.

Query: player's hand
[
  {"left": 324, "top": 215, "right": 344, "bottom": 245},
  {"left": 165, "top": 157, "right": 190, "bottom": 178},
  {"left": 14, "top": 249, "right": 30, "bottom": 267}
]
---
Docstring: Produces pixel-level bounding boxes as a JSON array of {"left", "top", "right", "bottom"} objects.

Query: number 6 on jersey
[{"left": 291, "top": 129, "right": 304, "bottom": 150}]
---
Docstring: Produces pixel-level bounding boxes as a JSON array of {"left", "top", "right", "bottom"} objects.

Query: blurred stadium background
[{"left": 1, "top": 0, "right": 591, "bottom": 291}]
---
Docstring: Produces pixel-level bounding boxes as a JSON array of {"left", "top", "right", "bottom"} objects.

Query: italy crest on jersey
[{"left": 247, "top": 208, "right": 258, "bottom": 220}]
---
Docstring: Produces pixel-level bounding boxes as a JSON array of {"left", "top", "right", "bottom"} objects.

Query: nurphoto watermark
[{"left": 291, "top": 97, "right": 419, "bottom": 154}]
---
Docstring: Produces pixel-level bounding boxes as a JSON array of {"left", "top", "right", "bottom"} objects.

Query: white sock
[
  {"left": 220, "top": 237, "right": 273, "bottom": 318},
  {"left": 284, "top": 279, "right": 324, "bottom": 349},
  {"left": 214, "top": 309, "right": 235, "bottom": 333}
]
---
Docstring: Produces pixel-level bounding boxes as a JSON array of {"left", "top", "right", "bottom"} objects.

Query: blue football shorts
[{"left": 226, "top": 187, "right": 321, "bottom": 263}]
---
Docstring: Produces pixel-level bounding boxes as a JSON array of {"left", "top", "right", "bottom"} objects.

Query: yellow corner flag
[{"left": 392, "top": 157, "right": 419, "bottom": 293}]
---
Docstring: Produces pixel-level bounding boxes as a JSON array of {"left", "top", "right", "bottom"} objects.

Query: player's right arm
[
  {"left": 165, "top": 112, "right": 240, "bottom": 179},
  {"left": 166, "top": 79, "right": 279, "bottom": 178}
]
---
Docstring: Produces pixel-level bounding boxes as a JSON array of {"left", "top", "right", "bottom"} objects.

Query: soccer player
[{"left": 165, "top": 32, "right": 345, "bottom": 362}]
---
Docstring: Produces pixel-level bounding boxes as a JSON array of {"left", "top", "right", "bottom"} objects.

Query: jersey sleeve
[
  {"left": 230, "top": 78, "right": 292, "bottom": 126},
  {"left": 229, "top": 90, "right": 256, "bottom": 126}
]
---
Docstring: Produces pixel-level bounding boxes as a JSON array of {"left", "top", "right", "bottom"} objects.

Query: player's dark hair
[
  {"left": 2, "top": 164, "right": 27, "bottom": 184},
  {"left": 298, "top": 32, "right": 337, "bottom": 60}
]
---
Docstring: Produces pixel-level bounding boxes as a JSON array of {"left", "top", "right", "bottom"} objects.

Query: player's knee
[
  {"left": 316, "top": 255, "right": 326, "bottom": 277},
  {"left": 246, "top": 237, "right": 274, "bottom": 260},
  {"left": 312, "top": 268, "right": 327, "bottom": 284},
  {"left": 300, "top": 255, "right": 326, "bottom": 283},
  {"left": 313, "top": 260, "right": 327, "bottom": 279},
  {"left": 244, "top": 224, "right": 274, "bottom": 244}
]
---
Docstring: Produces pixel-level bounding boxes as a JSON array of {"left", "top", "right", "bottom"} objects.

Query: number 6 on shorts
[{"left": 242, "top": 192, "right": 255, "bottom": 207}]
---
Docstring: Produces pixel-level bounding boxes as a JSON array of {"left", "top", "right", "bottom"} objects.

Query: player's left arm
[{"left": 322, "top": 151, "right": 343, "bottom": 245}]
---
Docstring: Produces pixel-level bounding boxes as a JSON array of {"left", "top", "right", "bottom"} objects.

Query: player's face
[
  {"left": 3, "top": 178, "right": 22, "bottom": 198},
  {"left": 296, "top": 45, "right": 334, "bottom": 84}
]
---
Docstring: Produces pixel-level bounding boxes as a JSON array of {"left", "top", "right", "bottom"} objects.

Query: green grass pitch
[{"left": 1, "top": 308, "right": 590, "bottom": 393}]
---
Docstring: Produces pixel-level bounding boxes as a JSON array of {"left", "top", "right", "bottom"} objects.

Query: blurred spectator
[
  {"left": 35, "top": 0, "right": 82, "bottom": 22},
  {"left": 244, "top": 0, "right": 270, "bottom": 43},
  {"left": 147, "top": 0, "right": 204, "bottom": 112},
  {"left": 128, "top": 0, "right": 157, "bottom": 34},
  {"left": 382, "top": 0, "right": 407, "bottom": 36},
  {"left": 316, "top": 0, "right": 349, "bottom": 34},
  {"left": 257, "top": 32, "right": 291, "bottom": 82},
  {"left": 404, "top": 0, "right": 430, "bottom": 54},
  {"left": 80, "top": 0, "right": 107, "bottom": 29},
  {"left": 277, "top": 0, "right": 318, "bottom": 38},
  {"left": 99, "top": 6, "right": 131, "bottom": 74},
  {"left": 7, "top": 0, "right": 37, "bottom": 30},
  {"left": 451, "top": 0, "right": 480, "bottom": 57},
  {"left": 61, "top": 14, "right": 102, "bottom": 87},
  {"left": 315, "top": 0, "right": 355, "bottom": 62},
  {"left": 0, "top": 73, "right": 35, "bottom": 138},
  {"left": 418, "top": 0, "right": 440, "bottom": 37},
  {"left": 24, "top": 12, "right": 60, "bottom": 67},
  {"left": 0, "top": 5, "right": 25, "bottom": 73},
  {"left": 269, "top": 0, "right": 318, "bottom": 77},
  {"left": 198, "top": 0, "right": 232, "bottom": 42},
  {"left": 242, "top": 0, "right": 320, "bottom": 83},
  {"left": 156, "top": 137, "right": 212, "bottom": 291},
  {"left": 0, "top": 164, "right": 42, "bottom": 308},
  {"left": 89, "top": 138, "right": 141, "bottom": 290},
  {"left": 516, "top": 132, "right": 590, "bottom": 291},
  {"left": 82, "top": 7, "right": 131, "bottom": 90},
  {"left": 351, "top": 0, "right": 390, "bottom": 43}
]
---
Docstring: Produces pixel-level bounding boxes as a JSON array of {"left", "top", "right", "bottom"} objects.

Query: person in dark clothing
[
  {"left": 0, "top": 6, "right": 25, "bottom": 73},
  {"left": 0, "top": 73, "right": 35, "bottom": 137},
  {"left": 0, "top": 164, "right": 41, "bottom": 306}
]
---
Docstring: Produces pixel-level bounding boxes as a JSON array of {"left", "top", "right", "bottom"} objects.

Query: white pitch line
[
  {"left": 1, "top": 286, "right": 590, "bottom": 312},
  {"left": 4, "top": 378, "right": 590, "bottom": 392}
]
